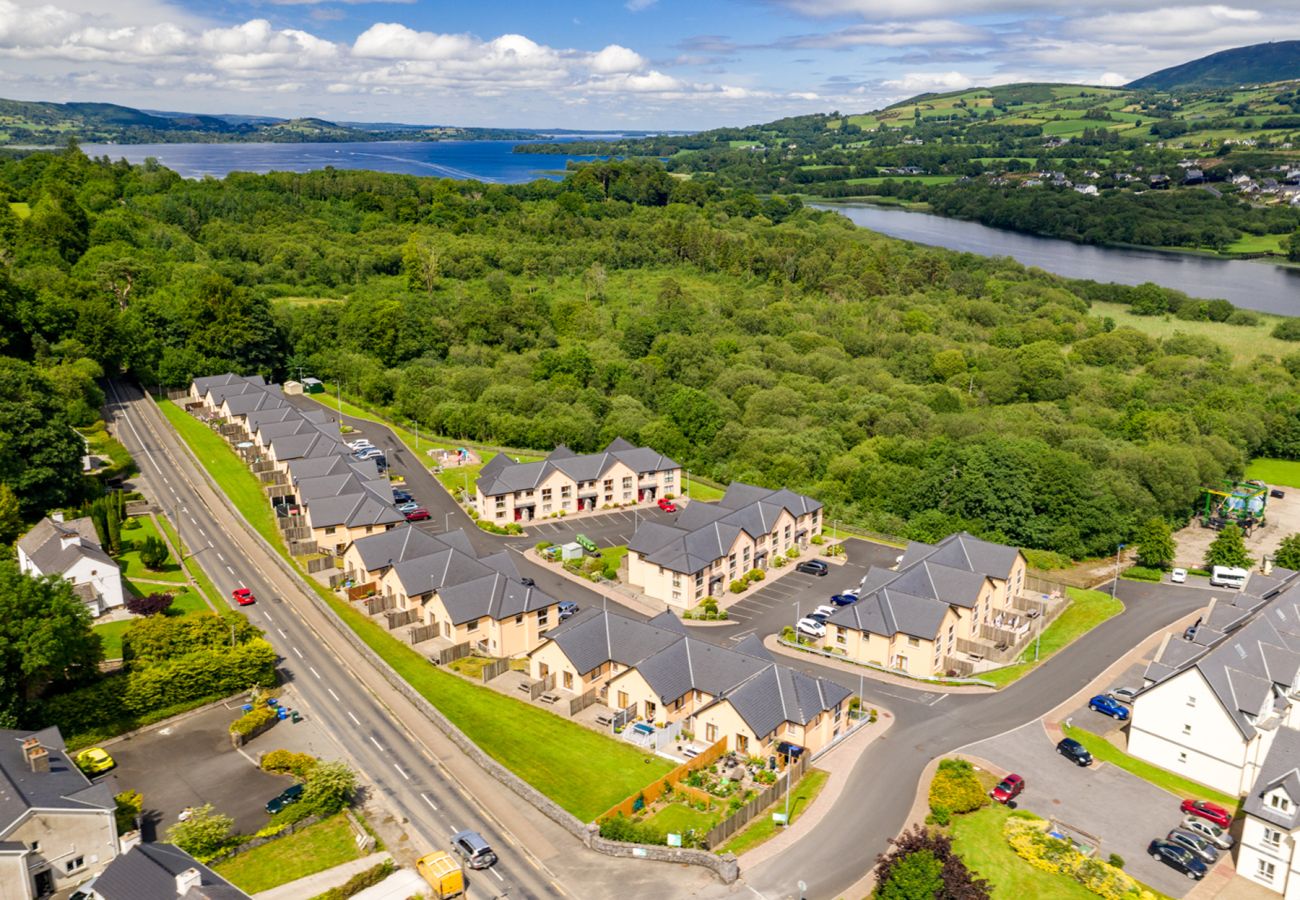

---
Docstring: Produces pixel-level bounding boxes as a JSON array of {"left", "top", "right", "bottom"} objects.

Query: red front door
[{"left": 514, "top": 508, "right": 522, "bottom": 521}]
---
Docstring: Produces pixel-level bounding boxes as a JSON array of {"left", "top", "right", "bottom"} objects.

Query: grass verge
[
  {"left": 981, "top": 588, "right": 1123, "bottom": 687},
  {"left": 950, "top": 805, "right": 1110, "bottom": 900},
  {"left": 157, "top": 514, "right": 220, "bottom": 611},
  {"left": 159, "top": 398, "right": 672, "bottom": 822},
  {"left": 1246, "top": 458, "right": 1300, "bottom": 490},
  {"left": 117, "top": 515, "right": 186, "bottom": 582},
  {"left": 1061, "top": 725, "right": 1238, "bottom": 811},
  {"left": 717, "top": 768, "right": 830, "bottom": 857},
  {"left": 213, "top": 813, "right": 361, "bottom": 893}
]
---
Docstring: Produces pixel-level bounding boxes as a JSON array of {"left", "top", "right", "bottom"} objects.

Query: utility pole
[
  {"left": 1111, "top": 543, "right": 1124, "bottom": 600},
  {"left": 336, "top": 382, "right": 344, "bottom": 433}
]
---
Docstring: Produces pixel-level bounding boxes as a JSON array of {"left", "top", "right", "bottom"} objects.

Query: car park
[
  {"left": 657, "top": 498, "right": 678, "bottom": 513},
  {"left": 405, "top": 508, "right": 431, "bottom": 522},
  {"left": 75, "top": 747, "right": 115, "bottom": 775},
  {"left": 812, "top": 604, "right": 837, "bottom": 619},
  {"left": 393, "top": 489, "right": 414, "bottom": 503},
  {"left": 558, "top": 600, "right": 578, "bottom": 620},
  {"left": 1109, "top": 686, "right": 1139, "bottom": 704},
  {"left": 1165, "top": 827, "right": 1219, "bottom": 864},
  {"left": 451, "top": 829, "right": 497, "bottom": 869},
  {"left": 990, "top": 773, "right": 1024, "bottom": 804},
  {"left": 1148, "top": 839, "right": 1207, "bottom": 880},
  {"left": 1180, "top": 798, "right": 1232, "bottom": 829},
  {"left": 795, "top": 559, "right": 829, "bottom": 576},
  {"left": 1088, "top": 694, "right": 1130, "bottom": 720},
  {"left": 347, "top": 439, "right": 373, "bottom": 450},
  {"left": 1180, "top": 815, "right": 1233, "bottom": 849},
  {"left": 266, "top": 783, "right": 304, "bottom": 815},
  {"left": 232, "top": 587, "right": 256, "bottom": 606},
  {"left": 807, "top": 611, "right": 830, "bottom": 625},
  {"left": 1056, "top": 738, "right": 1092, "bottom": 767},
  {"left": 1170, "top": 568, "right": 1187, "bottom": 583},
  {"left": 796, "top": 617, "right": 826, "bottom": 638},
  {"left": 354, "top": 448, "right": 384, "bottom": 460}
]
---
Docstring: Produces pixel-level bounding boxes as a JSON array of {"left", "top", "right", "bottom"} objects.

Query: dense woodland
[{"left": 4, "top": 148, "right": 1300, "bottom": 559}]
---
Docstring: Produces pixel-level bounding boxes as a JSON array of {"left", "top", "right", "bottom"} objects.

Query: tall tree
[
  {"left": 1134, "top": 518, "right": 1176, "bottom": 570},
  {"left": 1274, "top": 533, "right": 1300, "bottom": 571},
  {"left": 0, "top": 484, "right": 20, "bottom": 545},
  {"left": 1205, "top": 523, "right": 1253, "bottom": 570},
  {"left": 874, "top": 826, "right": 990, "bottom": 900},
  {"left": 0, "top": 358, "right": 84, "bottom": 518}
]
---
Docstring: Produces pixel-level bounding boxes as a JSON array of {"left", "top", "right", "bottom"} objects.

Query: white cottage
[{"left": 17, "top": 516, "right": 124, "bottom": 616}]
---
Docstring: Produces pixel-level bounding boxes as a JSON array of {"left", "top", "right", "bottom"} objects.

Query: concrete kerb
[{"left": 154, "top": 399, "right": 737, "bottom": 882}]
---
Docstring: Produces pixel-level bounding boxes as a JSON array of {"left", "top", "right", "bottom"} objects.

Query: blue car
[
  {"left": 1089, "top": 693, "right": 1129, "bottom": 720},
  {"left": 829, "top": 592, "right": 859, "bottom": 606},
  {"left": 393, "top": 489, "right": 414, "bottom": 503}
]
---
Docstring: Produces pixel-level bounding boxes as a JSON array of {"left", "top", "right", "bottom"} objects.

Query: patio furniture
[
  {"left": 540, "top": 692, "right": 560, "bottom": 705},
  {"left": 517, "top": 683, "right": 532, "bottom": 694},
  {"left": 595, "top": 713, "right": 614, "bottom": 727},
  {"left": 633, "top": 722, "right": 655, "bottom": 736},
  {"left": 682, "top": 747, "right": 700, "bottom": 759}
]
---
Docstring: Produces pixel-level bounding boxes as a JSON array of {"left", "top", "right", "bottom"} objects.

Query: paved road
[{"left": 109, "top": 383, "right": 717, "bottom": 900}]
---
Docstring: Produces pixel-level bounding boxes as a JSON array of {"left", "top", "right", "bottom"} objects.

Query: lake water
[
  {"left": 79, "top": 140, "right": 603, "bottom": 183},
  {"left": 818, "top": 202, "right": 1300, "bottom": 317}
]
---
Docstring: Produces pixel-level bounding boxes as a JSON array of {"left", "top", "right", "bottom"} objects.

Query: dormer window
[{"left": 1270, "top": 792, "right": 1291, "bottom": 812}]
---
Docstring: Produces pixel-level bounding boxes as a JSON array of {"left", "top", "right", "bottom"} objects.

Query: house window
[
  {"left": 664, "top": 471, "right": 674, "bottom": 484},
  {"left": 706, "top": 723, "right": 717, "bottom": 742},
  {"left": 495, "top": 498, "right": 506, "bottom": 509},
  {"left": 467, "top": 619, "right": 478, "bottom": 632},
  {"left": 542, "top": 488, "right": 552, "bottom": 502},
  {"left": 736, "top": 734, "right": 749, "bottom": 753},
  {"left": 622, "top": 476, "right": 633, "bottom": 489},
  {"left": 65, "top": 856, "right": 85, "bottom": 874},
  {"left": 836, "top": 630, "right": 846, "bottom": 645},
  {"left": 908, "top": 637, "right": 920, "bottom": 647},
  {"left": 1264, "top": 828, "right": 1283, "bottom": 848},
  {"left": 1271, "top": 794, "right": 1291, "bottom": 812},
  {"left": 563, "top": 671, "right": 573, "bottom": 690},
  {"left": 325, "top": 526, "right": 336, "bottom": 535},
  {"left": 496, "top": 511, "right": 505, "bottom": 520},
  {"left": 1258, "top": 860, "right": 1276, "bottom": 882},
  {"left": 561, "top": 486, "right": 571, "bottom": 498},
  {"left": 1182, "top": 724, "right": 1192, "bottom": 735},
  {"left": 618, "top": 691, "right": 629, "bottom": 708},
  {"left": 1187, "top": 696, "right": 1196, "bottom": 707},
  {"left": 515, "top": 615, "right": 523, "bottom": 624},
  {"left": 538, "top": 609, "right": 549, "bottom": 627},
  {"left": 543, "top": 505, "right": 551, "bottom": 513},
  {"left": 672, "top": 591, "right": 681, "bottom": 601}
]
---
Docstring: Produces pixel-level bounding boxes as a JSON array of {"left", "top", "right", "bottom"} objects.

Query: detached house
[
  {"left": 89, "top": 842, "right": 250, "bottom": 899},
  {"left": 627, "top": 482, "right": 822, "bottom": 608},
  {"left": 825, "top": 532, "right": 1031, "bottom": 679},
  {"left": 17, "top": 516, "right": 124, "bottom": 616},
  {"left": 475, "top": 438, "right": 680, "bottom": 523},
  {"left": 0, "top": 727, "right": 119, "bottom": 900}
]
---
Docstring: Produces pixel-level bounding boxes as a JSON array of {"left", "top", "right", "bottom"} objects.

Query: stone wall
[{"left": 588, "top": 826, "right": 739, "bottom": 883}]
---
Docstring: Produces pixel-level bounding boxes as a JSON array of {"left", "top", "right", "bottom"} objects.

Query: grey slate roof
[
  {"left": 476, "top": 438, "right": 678, "bottom": 496},
  {"left": 633, "top": 637, "right": 769, "bottom": 705},
  {"left": 1244, "top": 726, "right": 1300, "bottom": 830},
  {"left": 391, "top": 544, "right": 496, "bottom": 598},
  {"left": 628, "top": 482, "right": 821, "bottom": 575},
  {"left": 243, "top": 405, "right": 323, "bottom": 434},
  {"left": 92, "top": 842, "right": 250, "bottom": 899},
  {"left": 439, "top": 571, "right": 559, "bottom": 625},
  {"left": 254, "top": 417, "right": 334, "bottom": 446},
  {"left": 348, "top": 526, "right": 452, "bottom": 574},
  {"left": 0, "top": 727, "right": 114, "bottom": 837},
  {"left": 17, "top": 517, "right": 116, "bottom": 578},
  {"left": 711, "top": 663, "right": 852, "bottom": 740},
  {"left": 286, "top": 454, "right": 379, "bottom": 483},
  {"left": 897, "top": 532, "right": 1021, "bottom": 576},
  {"left": 202, "top": 380, "right": 268, "bottom": 409},
  {"left": 305, "top": 486, "right": 405, "bottom": 531},
  {"left": 221, "top": 387, "right": 285, "bottom": 419},
  {"left": 268, "top": 431, "right": 344, "bottom": 462},
  {"left": 190, "top": 373, "right": 263, "bottom": 398},
  {"left": 827, "top": 585, "right": 951, "bottom": 641},
  {"left": 539, "top": 609, "right": 682, "bottom": 675}
]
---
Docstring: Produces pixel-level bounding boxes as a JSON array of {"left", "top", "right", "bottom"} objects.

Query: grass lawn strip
[
  {"left": 643, "top": 802, "right": 719, "bottom": 836},
  {"left": 213, "top": 813, "right": 361, "bottom": 893},
  {"left": 981, "top": 588, "right": 1123, "bottom": 687},
  {"left": 717, "top": 768, "right": 829, "bottom": 857},
  {"left": 93, "top": 620, "right": 133, "bottom": 660},
  {"left": 1061, "top": 725, "right": 1238, "bottom": 811},
  {"left": 116, "top": 515, "right": 186, "bottom": 583},
  {"left": 1246, "top": 458, "right": 1300, "bottom": 490},
  {"left": 157, "top": 515, "right": 221, "bottom": 611},
  {"left": 159, "top": 399, "right": 672, "bottom": 822}
]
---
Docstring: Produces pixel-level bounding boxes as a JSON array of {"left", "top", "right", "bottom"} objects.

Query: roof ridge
[
  {"left": 772, "top": 664, "right": 789, "bottom": 721},
  {"left": 686, "top": 639, "right": 696, "bottom": 689}
]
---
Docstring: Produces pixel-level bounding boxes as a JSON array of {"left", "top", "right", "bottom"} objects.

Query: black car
[
  {"left": 1056, "top": 738, "right": 1093, "bottom": 767},
  {"left": 795, "top": 560, "right": 829, "bottom": 576},
  {"left": 1148, "top": 839, "right": 1208, "bottom": 880},
  {"left": 266, "top": 782, "right": 304, "bottom": 815},
  {"left": 520, "top": 577, "right": 535, "bottom": 587}
]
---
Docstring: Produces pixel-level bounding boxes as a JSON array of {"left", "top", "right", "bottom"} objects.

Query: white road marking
[
  {"left": 104, "top": 381, "right": 163, "bottom": 475},
  {"left": 369, "top": 735, "right": 384, "bottom": 751},
  {"left": 292, "top": 646, "right": 303, "bottom": 658},
  {"left": 217, "top": 552, "right": 225, "bottom": 561},
  {"left": 421, "top": 793, "right": 438, "bottom": 811},
  {"left": 491, "top": 867, "right": 505, "bottom": 882},
  {"left": 277, "top": 628, "right": 287, "bottom": 638},
  {"left": 225, "top": 565, "right": 235, "bottom": 575},
  {"left": 199, "top": 527, "right": 207, "bottom": 536},
  {"left": 347, "top": 711, "right": 360, "bottom": 725},
  {"left": 929, "top": 694, "right": 949, "bottom": 707},
  {"left": 262, "top": 611, "right": 272, "bottom": 622},
  {"left": 207, "top": 540, "right": 213, "bottom": 548},
  {"left": 449, "top": 828, "right": 458, "bottom": 836},
  {"left": 328, "top": 688, "right": 340, "bottom": 701},
  {"left": 189, "top": 516, "right": 197, "bottom": 525},
  {"left": 163, "top": 476, "right": 168, "bottom": 484},
  {"left": 169, "top": 486, "right": 176, "bottom": 494},
  {"left": 309, "top": 666, "right": 321, "bottom": 680},
  {"left": 394, "top": 763, "right": 410, "bottom": 781}
]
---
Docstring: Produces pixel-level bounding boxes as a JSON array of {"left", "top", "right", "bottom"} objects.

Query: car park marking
[
  {"left": 347, "top": 711, "right": 361, "bottom": 725},
  {"left": 328, "top": 688, "right": 340, "bottom": 701},
  {"left": 394, "top": 763, "right": 410, "bottom": 781},
  {"left": 369, "top": 735, "right": 384, "bottom": 751},
  {"left": 929, "top": 694, "right": 948, "bottom": 706},
  {"left": 421, "top": 792, "right": 438, "bottom": 811},
  {"left": 292, "top": 646, "right": 304, "bottom": 658},
  {"left": 310, "top": 666, "right": 322, "bottom": 680}
]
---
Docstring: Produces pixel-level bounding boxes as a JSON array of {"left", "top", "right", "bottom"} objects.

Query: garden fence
[
  {"left": 568, "top": 686, "right": 602, "bottom": 716},
  {"left": 703, "top": 753, "right": 809, "bottom": 848},
  {"left": 437, "top": 642, "right": 472, "bottom": 665},
  {"left": 480, "top": 657, "right": 511, "bottom": 683},
  {"left": 598, "top": 737, "right": 729, "bottom": 822},
  {"left": 407, "top": 623, "right": 437, "bottom": 644},
  {"left": 528, "top": 672, "right": 556, "bottom": 700},
  {"left": 385, "top": 608, "right": 418, "bottom": 630}
]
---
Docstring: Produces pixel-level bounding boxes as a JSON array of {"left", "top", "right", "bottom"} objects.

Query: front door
[
  {"left": 514, "top": 508, "right": 522, "bottom": 521},
  {"left": 34, "top": 869, "right": 54, "bottom": 898},
  {"left": 645, "top": 700, "right": 657, "bottom": 721}
]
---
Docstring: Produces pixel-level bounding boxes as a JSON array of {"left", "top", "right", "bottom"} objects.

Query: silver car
[
  {"left": 1181, "top": 815, "right": 1234, "bottom": 849},
  {"left": 1166, "top": 827, "right": 1219, "bottom": 864},
  {"left": 1110, "top": 686, "right": 1139, "bottom": 704}
]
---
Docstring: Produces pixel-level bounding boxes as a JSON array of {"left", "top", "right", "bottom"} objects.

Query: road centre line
[
  {"left": 369, "top": 735, "right": 384, "bottom": 751},
  {"left": 328, "top": 688, "right": 340, "bottom": 701},
  {"left": 310, "top": 666, "right": 322, "bottom": 679},
  {"left": 491, "top": 868, "right": 505, "bottom": 882},
  {"left": 421, "top": 793, "right": 438, "bottom": 811},
  {"left": 394, "top": 763, "right": 410, "bottom": 781},
  {"left": 347, "top": 711, "right": 361, "bottom": 725},
  {"left": 225, "top": 566, "right": 234, "bottom": 575},
  {"left": 292, "top": 646, "right": 303, "bottom": 658}
]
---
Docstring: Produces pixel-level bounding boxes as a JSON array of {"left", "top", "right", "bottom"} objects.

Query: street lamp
[
  {"left": 1111, "top": 543, "right": 1125, "bottom": 600},
  {"left": 444, "top": 511, "right": 453, "bottom": 532}
]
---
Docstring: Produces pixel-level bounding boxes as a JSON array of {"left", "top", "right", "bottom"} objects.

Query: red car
[
  {"left": 405, "top": 507, "right": 431, "bottom": 522},
  {"left": 990, "top": 774, "right": 1024, "bottom": 804},
  {"left": 657, "top": 498, "right": 678, "bottom": 513},
  {"left": 1181, "top": 799, "right": 1232, "bottom": 829},
  {"left": 232, "top": 588, "right": 256, "bottom": 606}
]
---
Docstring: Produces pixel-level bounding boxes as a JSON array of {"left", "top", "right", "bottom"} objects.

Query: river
[{"left": 818, "top": 202, "right": 1300, "bottom": 317}]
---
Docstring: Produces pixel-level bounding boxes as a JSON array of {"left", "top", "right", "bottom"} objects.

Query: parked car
[
  {"left": 1056, "top": 738, "right": 1093, "bottom": 767},
  {"left": 1181, "top": 799, "right": 1232, "bottom": 829},
  {"left": 829, "top": 593, "right": 859, "bottom": 606},
  {"left": 355, "top": 448, "right": 385, "bottom": 461},
  {"left": 1180, "top": 815, "right": 1234, "bottom": 849},
  {"left": 558, "top": 601, "right": 578, "bottom": 620},
  {"left": 1148, "top": 839, "right": 1207, "bottom": 880},
  {"left": 795, "top": 560, "right": 829, "bottom": 576},
  {"left": 657, "top": 498, "right": 677, "bottom": 513},
  {"left": 575, "top": 534, "right": 598, "bottom": 554},
  {"left": 404, "top": 508, "right": 431, "bottom": 522},
  {"left": 796, "top": 617, "right": 826, "bottom": 638},
  {"left": 520, "top": 577, "right": 535, "bottom": 587},
  {"left": 813, "top": 604, "right": 837, "bottom": 620},
  {"left": 346, "top": 439, "right": 373, "bottom": 450},
  {"left": 1171, "top": 568, "right": 1188, "bottom": 583},
  {"left": 396, "top": 500, "right": 420, "bottom": 513},
  {"left": 74, "top": 747, "right": 115, "bottom": 775},
  {"left": 1088, "top": 694, "right": 1130, "bottom": 720},
  {"left": 266, "top": 783, "right": 304, "bottom": 815},
  {"left": 1166, "top": 828, "right": 1219, "bottom": 864},
  {"left": 69, "top": 878, "right": 97, "bottom": 900},
  {"left": 807, "top": 612, "right": 830, "bottom": 625},
  {"left": 990, "top": 773, "right": 1024, "bottom": 804},
  {"left": 393, "top": 489, "right": 414, "bottom": 503},
  {"left": 232, "top": 587, "right": 256, "bottom": 606},
  {"left": 451, "top": 830, "right": 497, "bottom": 869},
  {"left": 1109, "top": 686, "right": 1139, "bottom": 704}
]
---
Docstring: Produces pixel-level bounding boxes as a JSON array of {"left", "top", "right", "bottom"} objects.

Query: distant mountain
[{"left": 1128, "top": 40, "right": 1300, "bottom": 90}]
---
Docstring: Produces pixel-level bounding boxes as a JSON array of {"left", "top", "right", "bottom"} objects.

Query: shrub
[
  {"left": 1107, "top": 852, "right": 1124, "bottom": 869},
  {"left": 1120, "top": 565, "right": 1163, "bottom": 582},
  {"left": 311, "top": 860, "right": 397, "bottom": 900},
  {"left": 1004, "top": 815, "right": 1156, "bottom": 900},
  {"left": 505, "top": 522, "right": 523, "bottom": 535},
  {"left": 781, "top": 625, "right": 796, "bottom": 642},
  {"left": 1274, "top": 318, "right": 1300, "bottom": 341},
  {"left": 773, "top": 555, "right": 787, "bottom": 568},
  {"left": 261, "top": 749, "right": 319, "bottom": 778},
  {"left": 598, "top": 813, "right": 666, "bottom": 845},
  {"left": 126, "top": 591, "right": 174, "bottom": 616},
  {"left": 928, "top": 758, "right": 988, "bottom": 818},
  {"left": 138, "top": 535, "right": 170, "bottom": 570},
  {"left": 811, "top": 534, "right": 825, "bottom": 545},
  {"left": 166, "top": 804, "right": 235, "bottom": 860},
  {"left": 728, "top": 580, "right": 747, "bottom": 594},
  {"left": 230, "top": 704, "right": 277, "bottom": 737},
  {"left": 114, "top": 789, "right": 143, "bottom": 833},
  {"left": 302, "top": 760, "right": 357, "bottom": 815},
  {"left": 744, "top": 569, "right": 765, "bottom": 583},
  {"left": 1023, "top": 548, "right": 1074, "bottom": 570},
  {"left": 785, "top": 547, "right": 799, "bottom": 559},
  {"left": 874, "top": 826, "right": 990, "bottom": 900},
  {"left": 535, "top": 541, "right": 553, "bottom": 552}
]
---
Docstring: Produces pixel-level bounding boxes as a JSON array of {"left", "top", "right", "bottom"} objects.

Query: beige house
[
  {"left": 296, "top": 472, "right": 404, "bottom": 556},
  {"left": 627, "top": 482, "right": 822, "bottom": 608},
  {"left": 0, "top": 727, "right": 119, "bottom": 900},
  {"left": 825, "top": 532, "right": 1030, "bottom": 679},
  {"left": 475, "top": 438, "right": 680, "bottom": 523}
]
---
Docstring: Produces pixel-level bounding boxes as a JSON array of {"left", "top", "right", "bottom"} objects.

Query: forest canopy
[{"left": 3, "top": 148, "right": 1299, "bottom": 558}]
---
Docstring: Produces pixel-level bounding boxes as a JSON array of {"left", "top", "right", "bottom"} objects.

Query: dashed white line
[
  {"left": 394, "top": 763, "right": 410, "bottom": 781},
  {"left": 277, "top": 628, "right": 287, "bottom": 638},
  {"left": 225, "top": 565, "right": 235, "bottom": 575},
  {"left": 327, "top": 688, "right": 340, "bottom": 702},
  {"left": 199, "top": 527, "right": 207, "bottom": 536},
  {"left": 421, "top": 793, "right": 438, "bottom": 811},
  {"left": 490, "top": 868, "right": 505, "bottom": 882},
  {"left": 309, "top": 666, "right": 321, "bottom": 680},
  {"left": 369, "top": 735, "right": 384, "bottom": 751},
  {"left": 206, "top": 540, "right": 213, "bottom": 548},
  {"left": 217, "top": 552, "right": 225, "bottom": 561},
  {"left": 347, "top": 711, "right": 360, "bottom": 725},
  {"left": 292, "top": 646, "right": 303, "bottom": 659},
  {"left": 188, "top": 516, "right": 197, "bottom": 525},
  {"left": 262, "top": 611, "right": 273, "bottom": 622}
]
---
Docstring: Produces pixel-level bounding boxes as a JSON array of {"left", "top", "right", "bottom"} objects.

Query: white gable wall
[
  {"left": 64, "top": 555, "right": 125, "bottom": 612},
  {"left": 1238, "top": 813, "right": 1300, "bottom": 898}
]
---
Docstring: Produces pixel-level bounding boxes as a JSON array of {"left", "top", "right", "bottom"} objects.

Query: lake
[
  {"left": 818, "top": 202, "right": 1300, "bottom": 317},
  {"left": 79, "top": 140, "right": 604, "bottom": 183}
]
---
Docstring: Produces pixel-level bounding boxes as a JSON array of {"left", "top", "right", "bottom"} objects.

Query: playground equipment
[{"left": 1200, "top": 480, "right": 1268, "bottom": 535}]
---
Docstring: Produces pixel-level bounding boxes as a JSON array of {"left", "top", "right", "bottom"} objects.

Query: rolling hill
[{"left": 1129, "top": 40, "right": 1300, "bottom": 90}]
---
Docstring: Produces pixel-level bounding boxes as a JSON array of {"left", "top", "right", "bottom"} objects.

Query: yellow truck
[{"left": 417, "top": 850, "right": 465, "bottom": 899}]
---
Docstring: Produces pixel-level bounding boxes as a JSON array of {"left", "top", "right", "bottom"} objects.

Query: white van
[{"left": 1210, "top": 566, "right": 1248, "bottom": 589}]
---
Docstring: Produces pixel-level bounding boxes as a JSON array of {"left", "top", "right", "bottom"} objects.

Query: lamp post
[
  {"left": 444, "top": 511, "right": 453, "bottom": 532},
  {"left": 1111, "top": 543, "right": 1125, "bottom": 600},
  {"left": 336, "top": 382, "right": 344, "bottom": 432}
]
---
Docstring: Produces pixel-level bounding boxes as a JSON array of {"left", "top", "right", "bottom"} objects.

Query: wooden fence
[
  {"left": 437, "top": 642, "right": 472, "bottom": 665},
  {"left": 305, "top": 556, "right": 334, "bottom": 574},
  {"left": 364, "top": 594, "right": 394, "bottom": 616},
  {"left": 703, "top": 753, "right": 809, "bottom": 848},
  {"left": 288, "top": 540, "right": 318, "bottom": 556},
  {"left": 408, "top": 623, "right": 437, "bottom": 644},
  {"left": 385, "top": 608, "right": 418, "bottom": 630},
  {"left": 568, "top": 686, "right": 602, "bottom": 717},
  {"left": 480, "top": 658, "right": 511, "bottom": 683},
  {"left": 529, "top": 672, "right": 556, "bottom": 700},
  {"left": 346, "top": 582, "right": 376, "bottom": 602},
  {"left": 599, "top": 738, "right": 730, "bottom": 823}
]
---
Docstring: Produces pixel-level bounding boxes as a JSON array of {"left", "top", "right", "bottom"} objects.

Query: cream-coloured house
[
  {"left": 627, "top": 482, "right": 822, "bottom": 608},
  {"left": 475, "top": 438, "right": 680, "bottom": 523},
  {"left": 17, "top": 516, "right": 124, "bottom": 617},
  {"left": 296, "top": 472, "right": 404, "bottom": 556},
  {"left": 825, "top": 532, "right": 1029, "bottom": 678}
]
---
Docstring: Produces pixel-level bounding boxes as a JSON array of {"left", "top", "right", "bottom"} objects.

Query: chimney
[
  {"left": 51, "top": 511, "right": 64, "bottom": 523},
  {"left": 60, "top": 531, "right": 81, "bottom": 550},
  {"left": 175, "top": 867, "right": 203, "bottom": 895},
  {"left": 27, "top": 746, "right": 49, "bottom": 774}
]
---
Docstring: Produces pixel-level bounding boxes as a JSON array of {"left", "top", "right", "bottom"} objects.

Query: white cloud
[
  {"left": 777, "top": 20, "right": 989, "bottom": 49},
  {"left": 590, "top": 44, "right": 646, "bottom": 73},
  {"left": 625, "top": 0, "right": 657, "bottom": 9},
  {"left": 880, "top": 70, "right": 973, "bottom": 92}
]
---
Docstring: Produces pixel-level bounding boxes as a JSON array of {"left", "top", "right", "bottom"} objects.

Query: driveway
[{"left": 964, "top": 721, "right": 1223, "bottom": 897}]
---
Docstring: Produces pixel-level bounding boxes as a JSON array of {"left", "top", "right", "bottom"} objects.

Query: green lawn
[
  {"left": 950, "top": 806, "right": 1104, "bottom": 900},
  {"left": 214, "top": 813, "right": 361, "bottom": 893},
  {"left": 1247, "top": 458, "right": 1300, "bottom": 490},
  {"left": 1225, "top": 233, "right": 1285, "bottom": 255},
  {"left": 79, "top": 421, "right": 136, "bottom": 479},
  {"left": 93, "top": 619, "right": 133, "bottom": 660},
  {"left": 117, "top": 515, "right": 186, "bottom": 582},
  {"left": 599, "top": 544, "right": 628, "bottom": 572},
  {"left": 162, "top": 400, "right": 671, "bottom": 820},
  {"left": 1062, "top": 725, "right": 1238, "bottom": 811},
  {"left": 717, "top": 768, "right": 829, "bottom": 856},
  {"left": 684, "top": 478, "right": 725, "bottom": 502},
  {"left": 643, "top": 802, "right": 719, "bottom": 836},
  {"left": 95, "top": 588, "right": 214, "bottom": 659},
  {"left": 981, "top": 588, "right": 1123, "bottom": 687}
]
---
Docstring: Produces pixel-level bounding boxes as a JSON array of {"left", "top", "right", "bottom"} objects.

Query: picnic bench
[
  {"left": 540, "top": 692, "right": 560, "bottom": 705},
  {"left": 595, "top": 713, "right": 614, "bottom": 727},
  {"left": 516, "top": 682, "right": 532, "bottom": 694}
]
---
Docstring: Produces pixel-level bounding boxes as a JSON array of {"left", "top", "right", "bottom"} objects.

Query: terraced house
[
  {"left": 475, "top": 437, "right": 680, "bottom": 523},
  {"left": 627, "top": 482, "right": 822, "bottom": 608},
  {"left": 825, "top": 532, "right": 1035, "bottom": 679},
  {"left": 529, "top": 609, "right": 851, "bottom": 757}
]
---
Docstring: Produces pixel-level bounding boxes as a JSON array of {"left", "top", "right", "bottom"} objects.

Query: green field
[
  {"left": 1225, "top": 233, "right": 1286, "bottom": 255},
  {"left": 981, "top": 588, "right": 1123, "bottom": 687},
  {"left": 1062, "top": 725, "right": 1238, "bottom": 811},
  {"left": 1088, "top": 300, "right": 1292, "bottom": 364},
  {"left": 1246, "top": 458, "right": 1300, "bottom": 489},
  {"left": 845, "top": 175, "right": 959, "bottom": 186},
  {"left": 214, "top": 813, "right": 362, "bottom": 893}
]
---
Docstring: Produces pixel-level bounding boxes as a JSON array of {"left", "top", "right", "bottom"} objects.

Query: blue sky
[{"left": 1, "top": 0, "right": 1296, "bottom": 129}]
